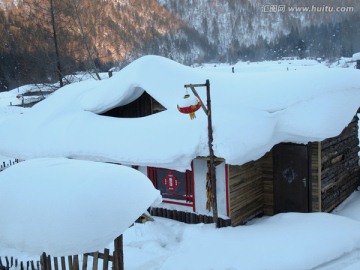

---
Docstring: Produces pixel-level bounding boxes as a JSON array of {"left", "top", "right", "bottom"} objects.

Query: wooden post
[
  {"left": 184, "top": 80, "right": 219, "bottom": 228},
  {"left": 113, "top": 236, "right": 124, "bottom": 270},
  {"left": 81, "top": 254, "right": 88, "bottom": 270},
  {"left": 102, "top": 249, "right": 109, "bottom": 270},
  {"left": 53, "top": 258, "right": 58, "bottom": 270},
  {"left": 40, "top": 253, "right": 47, "bottom": 270},
  {"left": 73, "top": 256, "right": 79, "bottom": 270},
  {"left": 60, "top": 257, "right": 66, "bottom": 270},
  {"left": 46, "top": 255, "right": 52, "bottom": 270},
  {"left": 92, "top": 252, "right": 98, "bottom": 270},
  {"left": 68, "top": 256, "right": 73, "bottom": 270},
  {"left": 357, "top": 60, "right": 360, "bottom": 70}
]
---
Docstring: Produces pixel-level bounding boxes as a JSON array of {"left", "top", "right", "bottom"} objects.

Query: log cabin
[
  {"left": 101, "top": 90, "right": 360, "bottom": 227},
  {"left": 1, "top": 55, "right": 360, "bottom": 228}
]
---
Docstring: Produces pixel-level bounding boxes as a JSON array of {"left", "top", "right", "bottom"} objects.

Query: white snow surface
[
  {"left": 0, "top": 158, "right": 161, "bottom": 256},
  {"left": 1, "top": 189, "right": 360, "bottom": 269},
  {"left": 124, "top": 213, "right": 360, "bottom": 270},
  {"left": 353, "top": 52, "right": 360, "bottom": 61},
  {"left": 0, "top": 55, "right": 360, "bottom": 171},
  {"left": 123, "top": 190, "right": 360, "bottom": 270}
]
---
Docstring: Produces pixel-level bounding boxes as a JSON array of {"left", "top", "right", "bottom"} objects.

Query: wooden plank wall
[
  {"left": 311, "top": 142, "right": 321, "bottom": 212},
  {"left": 260, "top": 152, "right": 274, "bottom": 216},
  {"left": 228, "top": 161, "right": 264, "bottom": 226},
  {"left": 321, "top": 116, "right": 360, "bottom": 212}
]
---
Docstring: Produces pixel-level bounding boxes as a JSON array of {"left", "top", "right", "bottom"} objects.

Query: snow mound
[
  {"left": 353, "top": 52, "right": 360, "bottom": 61},
  {"left": 0, "top": 158, "right": 161, "bottom": 256}
]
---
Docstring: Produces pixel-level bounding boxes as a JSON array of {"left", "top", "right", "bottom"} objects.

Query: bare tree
[{"left": 69, "top": 0, "right": 101, "bottom": 80}]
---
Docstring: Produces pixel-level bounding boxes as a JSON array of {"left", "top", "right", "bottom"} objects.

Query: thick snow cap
[
  {"left": 353, "top": 52, "right": 360, "bottom": 61},
  {"left": 0, "top": 158, "right": 161, "bottom": 256},
  {"left": 0, "top": 55, "right": 360, "bottom": 171}
]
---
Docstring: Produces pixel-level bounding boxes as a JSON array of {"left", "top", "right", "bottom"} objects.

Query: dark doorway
[
  {"left": 273, "top": 143, "right": 311, "bottom": 214},
  {"left": 100, "top": 92, "right": 165, "bottom": 118}
]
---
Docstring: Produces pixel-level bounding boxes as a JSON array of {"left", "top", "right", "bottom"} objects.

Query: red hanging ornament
[{"left": 177, "top": 94, "right": 202, "bottom": 120}]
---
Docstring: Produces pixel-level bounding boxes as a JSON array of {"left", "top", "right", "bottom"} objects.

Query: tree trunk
[{"left": 49, "top": 0, "right": 64, "bottom": 87}]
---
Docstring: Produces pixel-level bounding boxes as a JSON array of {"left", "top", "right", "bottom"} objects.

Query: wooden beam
[
  {"left": 184, "top": 83, "right": 207, "bottom": 88},
  {"left": 187, "top": 86, "right": 208, "bottom": 115}
]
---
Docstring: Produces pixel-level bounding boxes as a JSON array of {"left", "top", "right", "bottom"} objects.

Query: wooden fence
[
  {"left": 0, "top": 159, "right": 19, "bottom": 172},
  {"left": 0, "top": 236, "right": 123, "bottom": 270}
]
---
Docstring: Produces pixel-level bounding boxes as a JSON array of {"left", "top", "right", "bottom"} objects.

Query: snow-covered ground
[
  {"left": 1, "top": 189, "right": 360, "bottom": 269},
  {"left": 122, "top": 202, "right": 360, "bottom": 270}
]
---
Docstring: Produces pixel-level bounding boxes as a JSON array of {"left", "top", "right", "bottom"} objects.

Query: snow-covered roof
[
  {"left": 353, "top": 52, "right": 360, "bottom": 61},
  {"left": 0, "top": 55, "right": 360, "bottom": 171}
]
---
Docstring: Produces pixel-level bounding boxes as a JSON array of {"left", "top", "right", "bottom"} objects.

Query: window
[{"left": 147, "top": 167, "right": 194, "bottom": 208}]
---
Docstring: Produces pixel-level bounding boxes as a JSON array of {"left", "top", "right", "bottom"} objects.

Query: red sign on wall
[{"left": 162, "top": 173, "right": 180, "bottom": 193}]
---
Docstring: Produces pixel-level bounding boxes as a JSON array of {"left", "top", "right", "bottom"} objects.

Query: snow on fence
[
  {"left": 0, "top": 237, "right": 124, "bottom": 270},
  {"left": 0, "top": 159, "right": 19, "bottom": 172}
]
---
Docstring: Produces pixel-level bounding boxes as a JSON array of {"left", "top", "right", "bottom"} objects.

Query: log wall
[
  {"left": 311, "top": 142, "right": 321, "bottom": 212},
  {"left": 321, "top": 116, "right": 360, "bottom": 212},
  {"left": 260, "top": 152, "right": 274, "bottom": 216},
  {"left": 228, "top": 161, "right": 264, "bottom": 226}
]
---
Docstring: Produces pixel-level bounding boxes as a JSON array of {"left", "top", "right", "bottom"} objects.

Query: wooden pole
[
  {"left": 40, "top": 253, "right": 47, "bottom": 270},
  {"left": 185, "top": 80, "right": 219, "bottom": 227},
  {"left": 205, "top": 80, "right": 219, "bottom": 227},
  {"left": 113, "top": 236, "right": 124, "bottom": 270}
]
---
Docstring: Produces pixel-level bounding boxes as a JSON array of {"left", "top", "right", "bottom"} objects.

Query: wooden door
[{"left": 273, "top": 143, "right": 311, "bottom": 214}]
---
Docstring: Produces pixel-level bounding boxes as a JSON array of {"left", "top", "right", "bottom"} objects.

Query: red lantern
[
  {"left": 177, "top": 94, "right": 202, "bottom": 120},
  {"left": 16, "top": 95, "right": 22, "bottom": 99}
]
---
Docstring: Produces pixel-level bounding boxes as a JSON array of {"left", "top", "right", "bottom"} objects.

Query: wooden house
[
  {"left": 226, "top": 115, "right": 359, "bottom": 226},
  {"left": 140, "top": 115, "right": 360, "bottom": 227},
  {"left": 102, "top": 90, "right": 360, "bottom": 227}
]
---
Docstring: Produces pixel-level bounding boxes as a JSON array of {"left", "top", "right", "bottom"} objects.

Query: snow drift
[{"left": 0, "top": 158, "right": 161, "bottom": 256}]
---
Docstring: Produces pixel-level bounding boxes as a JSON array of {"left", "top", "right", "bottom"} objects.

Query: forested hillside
[{"left": 0, "top": 0, "right": 359, "bottom": 91}]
